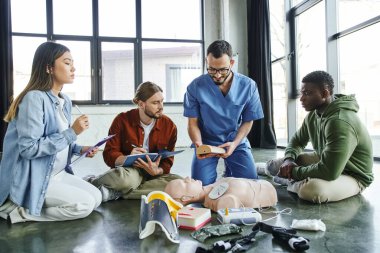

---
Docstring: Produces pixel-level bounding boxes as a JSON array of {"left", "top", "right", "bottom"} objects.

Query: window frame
[{"left": 10, "top": 0, "right": 205, "bottom": 105}]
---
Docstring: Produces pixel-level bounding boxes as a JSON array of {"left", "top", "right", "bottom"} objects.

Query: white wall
[
  {"left": 74, "top": 0, "right": 248, "bottom": 148},
  {"left": 73, "top": 104, "right": 190, "bottom": 147}
]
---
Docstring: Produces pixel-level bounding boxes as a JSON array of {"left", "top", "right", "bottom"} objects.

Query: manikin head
[{"left": 164, "top": 177, "right": 204, "bottom": 205}]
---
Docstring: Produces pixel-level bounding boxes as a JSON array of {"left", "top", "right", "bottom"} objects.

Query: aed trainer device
[{"left": 217, "top": 207, "right": 262, "bottom": 225}]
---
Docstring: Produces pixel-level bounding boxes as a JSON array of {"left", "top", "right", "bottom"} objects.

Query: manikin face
[
  {"left": 206, "top": 54, "right": 234, "bottom": 85},
  {"left": 165, "top": 177, "right": 203, "bottom": 204},
  {"left": 140, "top": 92, "right": 164, "bottom": 119},
  {"left": 51, "top": 51, "right": 75, "bottom": 86},
  {"left": 299, "top": 82, "right": 328, "bottom": 112}
]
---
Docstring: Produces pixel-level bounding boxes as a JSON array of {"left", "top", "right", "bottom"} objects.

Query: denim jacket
[{"left": 0, "top": 90, "right": 81, "bottom": 216}]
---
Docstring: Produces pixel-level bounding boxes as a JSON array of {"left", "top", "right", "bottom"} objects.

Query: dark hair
[
  {"left": 133, "top": 81, "right": 163, "bottom": 104},
  {"left": 302, "top": 70, "right": 335, "bottom": 94},
  {"left": 4, "top": 41, "right": 70, "bottom": 122},
  {"left": 206, "top": 40, "right": 233, "bottom": 58}
]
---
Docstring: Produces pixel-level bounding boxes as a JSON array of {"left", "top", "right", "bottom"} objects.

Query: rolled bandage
[{"left": 290, "top": 219, "right": 326, "bottom": 231}]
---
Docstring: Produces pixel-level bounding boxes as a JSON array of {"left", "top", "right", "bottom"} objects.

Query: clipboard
[{"left": 69, "top": 134, "right": 116, "bottom": 167}]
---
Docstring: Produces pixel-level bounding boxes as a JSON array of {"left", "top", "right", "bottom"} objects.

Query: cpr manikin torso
[{"left": 203, "top": 178, "right": 277, "bottom": 212}]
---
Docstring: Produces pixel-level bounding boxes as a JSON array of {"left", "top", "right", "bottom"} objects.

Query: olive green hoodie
[{"left": 285, "top": 94, "right": 373, "bottom": 187}]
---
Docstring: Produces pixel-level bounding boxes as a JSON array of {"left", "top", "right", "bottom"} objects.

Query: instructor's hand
[{"left": 218, "top": 142, "right": 236, "bottom": 158}]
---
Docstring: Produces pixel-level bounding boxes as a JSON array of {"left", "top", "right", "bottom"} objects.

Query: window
[
  {"left": 53, "top": 0, "right": 93, "bottom": 36},
  {"left": 11, "top": 0, "right": 46, "bottom": 34},
  {"left": 98, "top": 0, "right": 136, "bottom": 37},
  {"left": 166, "top": 64, "right": 201, "bottom": 102},
  {"left": 294, "top": 1, "right": 326, "bottom": 129},
  {"left": 338, "top": 22, "right": 380, "bottom": 157},
  {"left": 269, "top": 0, "right": 288, "bottom": 146},
  {"left": 58, "top": 40, "right": 92, "bottom": 101},
  {"left": 141, "top": 42, "right": 202, "bottom": 102},
  {"left": 272, "top": 60, "right": 288, "bottom": 146},
  {"left": 338, "top": 0, "right": 380, "bottom": 32},
  {"left": 10, "top": 0, "right": 204, "bottom": 104},
  {"left": 12, "top": 37, "right": 46, "bottom": 97},
  {"left": 141, "top": 0, "right": 202, "bottom": 40},
  {"left": 101, "top": 42, "right": 135, "bottom": 101}
]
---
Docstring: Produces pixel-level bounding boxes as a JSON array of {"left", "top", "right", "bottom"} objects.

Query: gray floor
[{"left": 1, "top": 148, "right": 379, "bottom": 253}]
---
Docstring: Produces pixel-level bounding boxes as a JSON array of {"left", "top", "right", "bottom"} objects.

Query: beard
[
  {"left": 144, "top": 108, "right": 163, "bottom": 119},
  {"left": 212, "top": 71, "right": 232, "bottom": 86}
]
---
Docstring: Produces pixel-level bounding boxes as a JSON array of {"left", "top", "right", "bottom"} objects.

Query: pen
[
  {"left": 131, "top": 144, "right": 138, "bottom": 148},
  {"left": 74, "top": 104, "right": 83, "bottom": 114}
]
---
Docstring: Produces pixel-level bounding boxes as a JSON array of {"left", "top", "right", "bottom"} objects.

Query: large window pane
[
  {"left": 12, "top": 37, "right": 47, "bottom": 98},
  {"left": 11, "top": 0, "right": 46, "bottom": 33},
  {"left": 339, "top": 23, "right": 380, "bottom": 157},
  {"left": 292, "top": 0, "right": 303, "bottom": 7},
  {"left": 270, "top": 0, "right": 285, "bottom": 60},
  {"left": 101, "top": 42, "right": 135, "bottom": 101},
  {"left": 10, "top": 0, "right": 204, "bottom": 105},
  {"left": 338, "top": 0, "right": 380, "bottom": 32},
  {"left": 99, "top": 0, "right": 136, "bottom": 37},
  {"left": 53, "top": 0, "right": 92, "bottom": 35},
  {"left": 142, "top": 42, "right": 202, "bottom": 102},
  {"left": 141, "top": 0, "right": 202, "bottom": 39},
  {"left": 295, "top": 2, "right": 326, "bottom": 129},
  {"left": 272, "top": 60, "right": 288, "bottom": 146},
  {"left": 58, "top": 40, "right": 92, "bottom": 101}
]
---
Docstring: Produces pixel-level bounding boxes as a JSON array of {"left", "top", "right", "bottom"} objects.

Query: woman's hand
[
  {"left": 80, "top": 146, "right": 98, "bottom": 158},
  {"left": 72, "top": 115, "right": 89, "bottom": 135}
]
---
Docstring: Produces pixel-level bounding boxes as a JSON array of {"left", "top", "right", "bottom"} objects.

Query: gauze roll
[{"left": 290, "top": 219, "right": 326, "bottom": 231}]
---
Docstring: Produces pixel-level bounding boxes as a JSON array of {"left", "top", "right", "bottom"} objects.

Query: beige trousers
[
  {"left": 271, "top": 152, "right": 365, "bottom": 203},
  {"left": 91, "top": 167, "right": 183, "bottom": 199}
]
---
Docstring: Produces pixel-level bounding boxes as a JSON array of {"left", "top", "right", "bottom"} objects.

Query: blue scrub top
[{"left": 183, "top": 71, "right": 264, "bottom": 146}]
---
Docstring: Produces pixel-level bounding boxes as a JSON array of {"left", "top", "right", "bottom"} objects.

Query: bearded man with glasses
[{"left": 183, "top": 40, "right": 264, "bottom": 185}]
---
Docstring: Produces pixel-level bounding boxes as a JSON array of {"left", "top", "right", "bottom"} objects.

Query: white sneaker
[
  {"left": 0, "top": 199, "right": 17, "bottom": 220},
  {"left": 266, "top": 159, "right": 283, "bottom": 176},
  {"left": 8, "top": 207, "right": 28, "bottom": 224},
  {"left": 273, "top": 176, "right": 291, "bottom": 186},
  {"left": 82, "top": 175, "right": 96, "bottom": 183},
  {"left": 99, "top": 186, "right": 122, "bottom": 202},
  {"left": 256, "top": 162, "right": 271, "bottom": 177}
]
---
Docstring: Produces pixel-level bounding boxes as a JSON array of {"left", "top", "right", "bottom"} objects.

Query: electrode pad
[{"left": 208, "top": 182, "right": 229, "bottom": 199}]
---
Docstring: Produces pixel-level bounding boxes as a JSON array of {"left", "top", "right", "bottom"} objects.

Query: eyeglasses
[{"left": 207, "top": 66, "right": 231, "bottom": 75}]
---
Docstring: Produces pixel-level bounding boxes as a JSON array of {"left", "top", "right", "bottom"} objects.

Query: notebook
[{"left": 121, "top": 149, "right": 184, "bottom": 167}]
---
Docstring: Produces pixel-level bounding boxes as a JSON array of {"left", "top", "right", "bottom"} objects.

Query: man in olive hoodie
[{"left": 261, "top": 70, "right": 373, "bottom": 203}]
